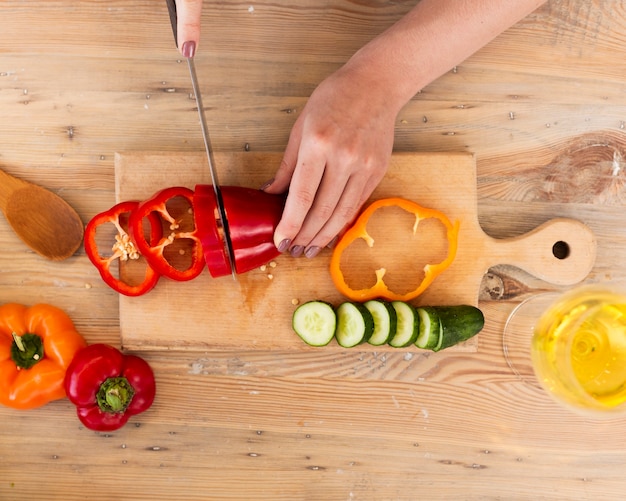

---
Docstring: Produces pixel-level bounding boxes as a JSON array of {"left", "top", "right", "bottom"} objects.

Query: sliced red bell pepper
[
  {"left": 84, "top": 201, "right": 162, "bottom": 296},
  {"left": 193, "top": 185, "right": 286, "bottom": 277},
  {"left": 129, "top": 187, "right": 205, "bottom": 282},
  {"left": 64, "top": 343, "right": 156, "bottom": 432}
]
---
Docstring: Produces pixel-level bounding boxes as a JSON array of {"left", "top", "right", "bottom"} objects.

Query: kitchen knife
[{"left": 165, "top": 0, "right": 237, "bottom": 279}]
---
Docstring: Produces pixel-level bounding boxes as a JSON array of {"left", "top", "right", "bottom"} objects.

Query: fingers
[
  {"left": 294, "top": 175, "right": 368, "bottom": 258},
  {"left": 175, "top": 0, "right": 203, "bottom": 56},
  {"left": 271, "top": 141, "right": 329, "bottom": 253},
  {"left": 270, "top": 150, "right": 387, "bottom": 258}
]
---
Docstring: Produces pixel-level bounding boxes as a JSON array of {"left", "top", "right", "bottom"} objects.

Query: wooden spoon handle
[{"left": 485, "top": 218, "right": 597, "bottom": 286}]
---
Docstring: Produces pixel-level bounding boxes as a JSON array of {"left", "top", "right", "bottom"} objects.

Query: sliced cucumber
[
  {"left": 415, "top": 306, "right": 442, "bottom": 349},
  {"left": 432, "top": 305, "right": 485, "bottom": 352},
  {"left": 335, "top": 302, "right": 374, "bottom": 348},
  {"left": 388, "top": 301, "right": 419, "bottom": 348},
  {"left": 364, "top": 300, "right": 397, "bottom": 346},
  {"left": 292, "top": 301, "right": 337, "bottom": 347}
]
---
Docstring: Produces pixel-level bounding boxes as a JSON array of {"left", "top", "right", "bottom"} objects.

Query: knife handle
[{"left": 165, "top": 0, "right": 179, "bottom": 47}]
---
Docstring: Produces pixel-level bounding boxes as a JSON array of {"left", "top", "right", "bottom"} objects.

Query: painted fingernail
[
  {"left": 259, "top": 178, "right": 274, "bottom": 191},
  {"left": 304, "top": 246, "right": 320, "bottom": 258},
  {"left": 277, "top": 238, "right": 291, "bottom": 253},
  {"left": 290, "top": 245, "right": 304, "bottom": 258},
  {"left": 181, "top": 41, "right": 196, "bottom": 58},
  {"left": 326, "top": 236, "right": 339, "bottom": 249}
]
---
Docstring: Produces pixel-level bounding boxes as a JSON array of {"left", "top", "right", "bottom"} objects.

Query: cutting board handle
[{"left": 487, "top": 218, "right": 596, "bottom": 285}]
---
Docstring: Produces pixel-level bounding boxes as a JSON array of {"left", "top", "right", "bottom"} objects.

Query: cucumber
[
  {"left": 336, "top": 302, "right": 374, "bottom": 348},
  {"left": 415, "top": 306, "right": 442, "bottom": 349},
  {"left": 364, "top": 300, "right": 397, "bottom": 346},
  {"left": 292, "top": 301, "right": 336, "bottom": 346},
  {"left": 388, "top": 301, "right": 419, "bottom": 348},
  {"left": 431, "top": 305, "right": 485, "bottom": 352}
]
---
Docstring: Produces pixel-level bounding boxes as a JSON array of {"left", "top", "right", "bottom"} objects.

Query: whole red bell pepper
[
  {"left": 64, "top": 344, "right": 156, "bottom": 431},
  {"left": 129, "top": 187, "right": 205, "bottom": 282},
  {"left": 193, "top": 185, "right": 286, "bottom": 277},
  {"left": 84, "top": 201, "right": 162, "bottom": 296}
]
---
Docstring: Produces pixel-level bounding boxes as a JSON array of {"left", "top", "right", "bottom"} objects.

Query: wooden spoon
[{"left": 0, "top": 167, "right": 84, "bottom": 260}]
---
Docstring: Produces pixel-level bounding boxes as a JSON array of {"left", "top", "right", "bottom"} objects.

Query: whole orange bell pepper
[
  {"left": 330, "top": 197, "right": 459, "bottom": 302},
  {"left": 0, "top": 303, "right": 87, "bottom": 409}
]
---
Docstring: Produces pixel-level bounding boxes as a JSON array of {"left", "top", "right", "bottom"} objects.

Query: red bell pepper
[
  {"left": 84, "top": 201, "right": 162, "bottom": 296},
  {"left": 193, "top": 185, "right": 286, "bottom": 277},
  {"left": 129, "top": 187, "right": 205, "bottom": 282},
  {"left": 64, "top": 344, "right": 156, "bottom": 431}
]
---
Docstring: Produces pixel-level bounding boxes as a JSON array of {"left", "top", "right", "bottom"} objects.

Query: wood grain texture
[
  {"left": 1, "top": 1, "right": 626, "bottom": 500},
  {"left": 116, "top": 151, "right": 595, "bottom": 352}
]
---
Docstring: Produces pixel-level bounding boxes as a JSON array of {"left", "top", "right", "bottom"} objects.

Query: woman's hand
[
  {"left": 262, "top": 64, "right": 397, "bottom": 258},
  {"left": 263, "top": 0, "right": 547, "bottom": 258},
  {"left": 173, "top": 0, "right": 203, "bottom": 57},
  {"left": 169, "top": 0, "right": 547, "bottom": 259}
]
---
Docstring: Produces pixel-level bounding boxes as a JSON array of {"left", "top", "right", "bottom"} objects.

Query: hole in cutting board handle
[{"left": 552, "top": 240, "right": 570, "bottom": 260}]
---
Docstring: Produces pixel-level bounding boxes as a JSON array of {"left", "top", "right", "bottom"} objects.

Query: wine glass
[{"left": 503, "top": 285, "right": 626, "bottom": 416}]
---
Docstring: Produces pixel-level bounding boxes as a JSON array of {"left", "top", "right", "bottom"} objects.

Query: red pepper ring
[
  {"left": 129, "top": 186, "right": 205, "bottom": 282},
  {"left": 84, "top": 201, "right": 162, "bottom": 297},
  {"left": 64, "top": 344, "right": 156, "bottom": 432},
  {"left": 193, "top": 185, "right": 286, "bottom": 277}
]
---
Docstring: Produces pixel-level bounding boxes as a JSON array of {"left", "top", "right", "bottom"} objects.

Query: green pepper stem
[
  {"left": 96, "top": 377, "right": 135, "bottom": 413},
  {"left": 10, "top": 332, "right": 44, "bottom": 370}
]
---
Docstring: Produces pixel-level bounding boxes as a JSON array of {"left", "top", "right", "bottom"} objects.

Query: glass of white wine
[{"left": 503, "top": 285, "right": 626, "bottom": 415}]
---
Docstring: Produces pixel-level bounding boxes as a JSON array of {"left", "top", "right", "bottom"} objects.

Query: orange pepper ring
[{"left": 329, "top": 197, "right": 460, "bottom": 302}]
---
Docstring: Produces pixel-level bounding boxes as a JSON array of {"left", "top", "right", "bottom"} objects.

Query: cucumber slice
[
  {"left": 415, "top": 306, "right": 442, "bottom": 349},
  {"left": 364, "top": 300, "right": 397, "bottom": 346},
  {"left": 292, "top": 301, "right": 336, "bottom": 347},
  {"left": 335, "top": 302, "right": 374, "bottom": 348},
  {"left": 388, "top": 301, "right": 419, "bottom": 348},
  {"left": 432, "top": 305, "right": 485, "bottom": 352}
]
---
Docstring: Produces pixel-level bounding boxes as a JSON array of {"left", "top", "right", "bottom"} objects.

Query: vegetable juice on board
[{"left": 532, "top": 287, "right": 626, "bottom": 412}]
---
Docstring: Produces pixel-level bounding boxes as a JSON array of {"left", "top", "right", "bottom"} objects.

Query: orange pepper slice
[{"left": 329, "top": 197, "right": 459, "bottom": 302}]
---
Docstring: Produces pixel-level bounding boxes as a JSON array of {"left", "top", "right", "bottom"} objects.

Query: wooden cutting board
[{"left": 115, "top": 152, "right": 596, "bottom": 352}]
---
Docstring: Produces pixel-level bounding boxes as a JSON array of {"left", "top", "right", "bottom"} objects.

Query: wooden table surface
[{"left": 1, "top": 1, "right": 625, "bottom": 500}]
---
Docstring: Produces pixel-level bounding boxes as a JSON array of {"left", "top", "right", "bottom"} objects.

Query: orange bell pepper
[
  {"left": 329, "top": 197, "right": 459, "bottom": 302},
  {"left": 0, "top": 303, "right": 87, "bottom": 409}
]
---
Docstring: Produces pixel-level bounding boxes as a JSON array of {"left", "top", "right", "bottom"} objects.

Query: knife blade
[{"left": 165, "top": 0, "right": 237, "bottom": 279}]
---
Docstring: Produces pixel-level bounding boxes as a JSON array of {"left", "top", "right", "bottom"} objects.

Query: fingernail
[
  {"left": 182, "top": 41, "right": 196, "bottom": 58},
  {"left": 259, "top": 178, "right": 274, "bottom": 191},
  {"left": 277, "top": 238, "right": 291, "bottom": 253},
  {"left": 290, "top": 245, "right": 304, "bottom": 258},
  {"left": 326, "top": 236, "right": 339, "bottom": 249},
  {"left": 304, "top": 246, "right": 320, "bottom": 258}
]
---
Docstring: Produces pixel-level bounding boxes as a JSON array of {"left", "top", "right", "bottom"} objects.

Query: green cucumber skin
[
  {"left": 431, "top": 305, "right": 485, "bottom": 352},
  {"left": 292, "top": 300, "right": 484, "bottom": 351},
  {"left": 336, "top": 302, "right": 374, "bottom": 348},
  {"left": 364, "top": 300, "right": 397, "bottom": 346},
  {"left": 388, "top": 301, "right": 419, "bottom": 348},
  {"left": 415, "top": 306, "right": 442, "bottom": 350}
]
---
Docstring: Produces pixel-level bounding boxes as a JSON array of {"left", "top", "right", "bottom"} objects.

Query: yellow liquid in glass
[{"left": 532, "top": 289, "right": 626, "bottom": 411}]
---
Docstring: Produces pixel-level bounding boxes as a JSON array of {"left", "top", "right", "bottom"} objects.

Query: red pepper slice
[
  {"left": 193, "top": 185, "right": 286, "bottom": 277},
  {"left": 84, "top": 201, "right": 162, "bottom": 296},
  {"left": 129, "top": 187, "right": 205, "bottom": 282},
  {"left": 64, "top": 344, "right": 156, "bottom": 431}
]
